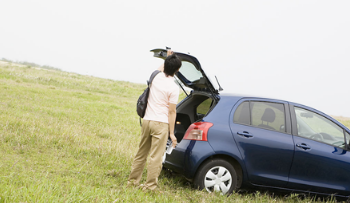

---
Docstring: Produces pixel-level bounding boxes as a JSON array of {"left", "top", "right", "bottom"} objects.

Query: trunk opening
[{"left": 174, "top": 93, "right": 217, "bottom": 142}]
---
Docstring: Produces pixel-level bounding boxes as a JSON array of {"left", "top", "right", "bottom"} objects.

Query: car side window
[
  {"left": 294, "top": 107, "right": 346, "bottom": 148},
  {"left": 197, "top": 98, "right": 213, "bottom": 115},
  {"left": 233, "top": 101, "right": 250, "bottom": 125},
  {"left": 233, "top": 101, "right": 286, "bottom": 133},
  {"left": 250, "top": 102, "right": 286, "bottom": 132}
]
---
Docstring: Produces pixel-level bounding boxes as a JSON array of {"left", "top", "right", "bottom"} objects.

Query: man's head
[{"left": 164, "top": 54, "right": 182, "bottom": 77}]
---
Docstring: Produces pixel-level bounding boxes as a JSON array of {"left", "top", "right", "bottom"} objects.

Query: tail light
[{"left": 183, "top": 122, "right": 213, "bottom": 141}]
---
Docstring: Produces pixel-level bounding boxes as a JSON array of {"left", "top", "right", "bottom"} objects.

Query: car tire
[{"left": 194, "top": 159, "right": 237, "bottom": 195}]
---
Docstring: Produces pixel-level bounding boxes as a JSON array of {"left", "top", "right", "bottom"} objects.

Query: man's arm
[
  {"left": 157, "top": 50, "right": 173, "bottom": 72},
  {"left": 168, "top": 103, "right": 177, "bottom": 148},
  {"left": 157, "top": 64, "right": 164, "bottom": 72}
]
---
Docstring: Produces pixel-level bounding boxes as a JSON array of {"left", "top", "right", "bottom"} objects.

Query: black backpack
[{"left": 136, "top": 70, "right": 161, "bottom": 119}]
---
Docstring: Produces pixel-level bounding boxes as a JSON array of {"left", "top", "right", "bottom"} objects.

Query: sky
[{"left": 1, "top": 0, "right": 349, "bottom": 117}]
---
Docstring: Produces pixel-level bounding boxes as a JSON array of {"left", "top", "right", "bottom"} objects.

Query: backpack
[{"left": 136, "top": 70, "right": 161, "bottom": 119}]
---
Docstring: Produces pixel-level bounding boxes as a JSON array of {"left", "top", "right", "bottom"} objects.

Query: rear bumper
[{"left": 164, "top": 139, "right": 215, "bottom": 179}]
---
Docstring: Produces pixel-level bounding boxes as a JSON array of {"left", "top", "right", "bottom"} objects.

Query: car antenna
[{"left": 215, "top": 76, "right": 223, "bottom": 91}]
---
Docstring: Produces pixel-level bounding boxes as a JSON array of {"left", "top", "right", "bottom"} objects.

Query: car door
[
  {"left": 230, "top": 99, "right": 294, "bottom": 187},
  {"left": 287, "top": 104, "right": 350, "bottom": 196}
]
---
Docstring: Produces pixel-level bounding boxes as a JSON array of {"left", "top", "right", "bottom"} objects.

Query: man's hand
[
  {"left": 167, "top": 49, "right": 173, "bottom": 56},
  {"left": 170, "top": 133, "right": 177, "bottom": 148},
  {"left": 168, "top": 103, "right": 177, "bottom": 148}
]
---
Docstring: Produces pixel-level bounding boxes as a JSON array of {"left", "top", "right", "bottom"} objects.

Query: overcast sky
[{"left": 1, "top": 0, "right": 349, "bottom": 117}]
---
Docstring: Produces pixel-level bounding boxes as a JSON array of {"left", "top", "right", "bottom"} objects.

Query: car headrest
[{"left": 261, "top": 108, "right": 276, "bottom": 123}]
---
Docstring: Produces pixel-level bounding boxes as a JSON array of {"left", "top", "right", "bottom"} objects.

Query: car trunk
[
  {"left": 174, "top": 92, "right": 217, "bottom": 142},
  {"left": 150, "top": 48, "right": 221, "bottom": 143}
]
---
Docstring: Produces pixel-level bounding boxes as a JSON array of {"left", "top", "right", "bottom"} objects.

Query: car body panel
[
  {"left": 163, "top": 139, "right": 189, "bottom": 174},
  {"left": 288, "top": 135, "right": 350, "bottom": 195},
  {"left": 181, "top": 140, "right": 216, "bottom": 179},
  {"left": 205, "top": 123, "right": 249, "bottom": 184}
]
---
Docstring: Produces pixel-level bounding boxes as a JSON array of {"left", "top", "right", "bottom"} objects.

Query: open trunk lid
[{"left": 151, "top": 48, "right": 219, "bottom": 96}]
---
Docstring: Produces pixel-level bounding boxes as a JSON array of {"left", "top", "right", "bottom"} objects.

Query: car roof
[
  {"left": 219, "top": 92, "right": 290, "bottom": 103},
  {"left": 219, "top": 92, "right": 350, "bottom": 132},
  {"left": 219, "top": 93, "right": 321, "bottom": 112}
]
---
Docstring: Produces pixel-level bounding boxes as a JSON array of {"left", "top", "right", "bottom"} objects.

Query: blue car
[{"left": 151, "top": 49, "right": 350, "bottom": 197}]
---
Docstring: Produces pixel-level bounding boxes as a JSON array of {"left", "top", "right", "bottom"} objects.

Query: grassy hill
[{"left": 0, "top": 61, "right": 348, "bottom": 202}]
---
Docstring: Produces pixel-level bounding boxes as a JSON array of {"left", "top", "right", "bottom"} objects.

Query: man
[{"left": 127, "top": 50, "right": 182, "bottom": 191}]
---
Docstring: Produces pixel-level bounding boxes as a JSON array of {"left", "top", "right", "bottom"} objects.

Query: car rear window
[{"left": 178, "top": 61, "right": 203, "bottom": 82}]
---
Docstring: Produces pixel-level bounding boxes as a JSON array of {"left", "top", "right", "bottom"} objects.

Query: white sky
[{"left": 1, "top": 0, "right": 349, "bottom": 117}]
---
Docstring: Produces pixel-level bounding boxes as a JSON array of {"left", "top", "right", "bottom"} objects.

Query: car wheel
[{"left": 194, "top": 159, "right": 237, "bottom": 195}]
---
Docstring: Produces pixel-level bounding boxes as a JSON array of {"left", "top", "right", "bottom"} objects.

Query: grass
[{"left": 0, "top": 61, "right": 349, "bottom": 202}]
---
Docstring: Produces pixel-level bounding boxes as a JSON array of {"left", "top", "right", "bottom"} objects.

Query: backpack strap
[
  {"left": 139, "top": 70, "right": 161, "bottom": 127},
  {"left": 147, "top": 70, "right": 161, "bottom": 86}
]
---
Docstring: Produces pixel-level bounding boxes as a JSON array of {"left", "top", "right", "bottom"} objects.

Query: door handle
[
  {"left": 237, "top": 131, "right": 253, "bottom": 138},
  {"left": 296, "top": 143, "right": 311, "bottom": 150}
]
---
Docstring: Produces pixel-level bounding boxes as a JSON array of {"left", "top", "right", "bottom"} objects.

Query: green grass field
[{"left": 0, "top": 61, "right": 349, "bottom": 202}]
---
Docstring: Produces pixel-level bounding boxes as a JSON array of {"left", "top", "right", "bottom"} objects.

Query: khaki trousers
[{"left": 127, "top": 120, "right": 168, "bottom": 190}]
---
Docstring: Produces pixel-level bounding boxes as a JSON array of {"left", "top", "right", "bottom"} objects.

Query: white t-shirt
[{"left": 143, "top": 72, "right": 179, "bottom": 123}]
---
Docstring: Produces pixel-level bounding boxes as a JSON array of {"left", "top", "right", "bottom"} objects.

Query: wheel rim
[{"left": 204, "top": 166, "right": 232, "bottom": 194}]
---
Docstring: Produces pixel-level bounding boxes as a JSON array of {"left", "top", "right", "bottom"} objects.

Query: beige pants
[{"left": 127, "top": 120, "right": 169, "bottom": 190}]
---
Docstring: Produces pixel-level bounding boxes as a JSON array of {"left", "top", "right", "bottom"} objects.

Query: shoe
[{"left": 126, "top": 181, "right": 139, "bottom": 188}]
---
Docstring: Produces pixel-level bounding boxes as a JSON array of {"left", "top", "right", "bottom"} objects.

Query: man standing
[{"left": 127, "top": 50, "right": 182, "bottom": 191}]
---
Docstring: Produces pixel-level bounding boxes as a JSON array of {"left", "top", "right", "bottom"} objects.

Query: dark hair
[{"left": 164, "top": 54, "right": 182, "bottom": 77}]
